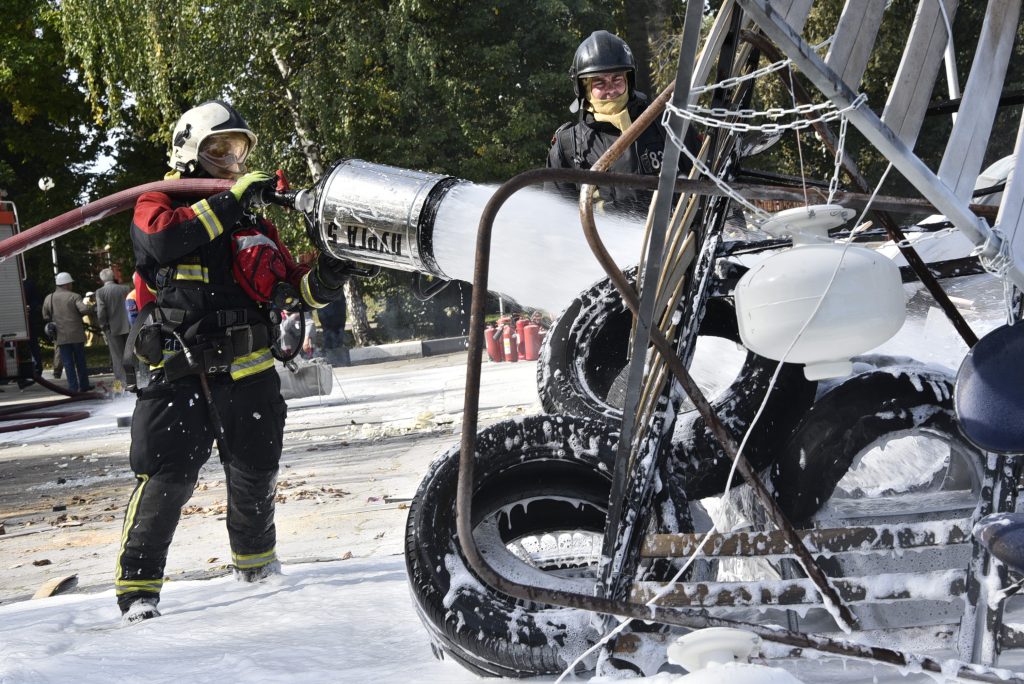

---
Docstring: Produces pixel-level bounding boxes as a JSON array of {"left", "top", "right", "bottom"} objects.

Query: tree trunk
[
  {"left": 272, "top": 46, "right": 376, "bottom": 346},
  {"left": 344, "top": 280, "right": 376, "bottom": 347},
  {"left": 271, "top": 47, "right": 325, "bottom": 180},
  {"left": 622, "top": 0, "right": 676, "bottom": 92}
]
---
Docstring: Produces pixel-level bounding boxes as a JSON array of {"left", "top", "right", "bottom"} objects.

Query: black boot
[{"left": 121, "top": 597, "right": 161, "bottom": 625}]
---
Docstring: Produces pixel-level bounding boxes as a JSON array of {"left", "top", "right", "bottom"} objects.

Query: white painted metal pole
[
  {"left": 736, "top": 0, "right": 1024, "bottom": 291},
  {"left": 938, "top": 0, "right": 961, "bottom": 125}
]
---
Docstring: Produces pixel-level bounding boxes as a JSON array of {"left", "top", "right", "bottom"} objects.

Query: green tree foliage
[
  {"left": 86, "top": 109, "right": 170, "bottom": 277},
  {"left": 0, "top": 0, "right": 105, "bottom": 292},
  {"left": 58, "top": 0, "right": 623, "bottom": 340},
  {"left": 656, "top": 1, "right": 1023, "bottom": 204}
]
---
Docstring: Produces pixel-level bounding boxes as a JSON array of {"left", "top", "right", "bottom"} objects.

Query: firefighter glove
[
  {"left": 230, "top": 171, "right": 275, "bottom": 209},
  {"left": 314, "top": 256, "right": 352, "bottom": 292}
]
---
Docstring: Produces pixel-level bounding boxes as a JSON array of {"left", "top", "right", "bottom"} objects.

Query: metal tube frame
[{"left": 455, "top": 166, "right": 1021, "bottom": 683}]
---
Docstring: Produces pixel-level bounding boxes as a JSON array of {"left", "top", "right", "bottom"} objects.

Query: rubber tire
[
  {"left": 769, "top": 367, "right": 984, "bottom": 525},
  {"left": 536, "top": 268, "right": 636, "bottom": 422},
  {"left": 537, "top": 269, "right": 818, "bottom": 500},
  {"left": 666, "top": 353, "right": 818, "bottom": 500},
  {"left": 537, "top": 268, "right": 745, "bottom": 424},
  {"left": 405, "top": 414, "right": 683, "bottom": 678}
]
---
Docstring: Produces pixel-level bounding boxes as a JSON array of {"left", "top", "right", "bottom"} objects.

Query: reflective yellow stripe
[
  {"left": 145, "top": 348, "right": 176, "bottom": 370},
  {"left": 230, "top": 348, "right": 274, "bottom": 380},
  {"left": 300, "top": 271, "right": 328, "bottom": 309},
  {"left": 232, "top": 548, "right": 277, "bottom": 569},
  {"left": 115, "top": 579, "right": 165, "bottom": 595},
  {"left": 190, "top": 199, "right": 224, "bottom": 240},
  {"left": 174, "top": 264, "right": 209, "bottom": 282},
  {"left": 115, "top": 474, "right": 162, "bottom": 594}
]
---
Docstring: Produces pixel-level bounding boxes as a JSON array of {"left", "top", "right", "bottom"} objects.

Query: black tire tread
[
  {"left": 770, "top": 366, "right": 982, "bottom": 525},
  {"left": 404, "top": 415, "right": 617, "bottom": 678}
]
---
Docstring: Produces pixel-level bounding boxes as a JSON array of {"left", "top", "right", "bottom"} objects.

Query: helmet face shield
[
  {"left": 197, "top": 132, "right": 251, "bottom": 179},
  {"left": 169, "top": 100, "right": 257, "bottom": 176}
]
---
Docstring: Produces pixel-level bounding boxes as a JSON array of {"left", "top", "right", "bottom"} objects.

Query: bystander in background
[
  {"left": 41, "top": 272, "right": 93, "bottom": 393},
  {"left": 95, "top": 268, "right": 132, "bottom": 386}
]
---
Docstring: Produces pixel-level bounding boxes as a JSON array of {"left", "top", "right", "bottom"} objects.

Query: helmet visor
[{"left": 198, "top": 133, "right": 251, "bottom": 178}]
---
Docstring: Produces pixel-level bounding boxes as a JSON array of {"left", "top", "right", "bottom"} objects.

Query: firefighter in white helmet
[{"left": 115, "top": 99, "right": 351, "bottom": 625}]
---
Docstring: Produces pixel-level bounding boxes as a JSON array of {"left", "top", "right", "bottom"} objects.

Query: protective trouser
[{"left": 115, "top": 369, "right": 287, "bottom": 611}]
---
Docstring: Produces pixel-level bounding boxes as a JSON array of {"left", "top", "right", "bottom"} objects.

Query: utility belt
[{"left": 124, "top": 303, "right": 272, "bottom": 388}]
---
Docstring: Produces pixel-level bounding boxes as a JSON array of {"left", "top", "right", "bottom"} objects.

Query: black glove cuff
[{"left": 305, "top": 266, "right": 345, "bottom": 306}]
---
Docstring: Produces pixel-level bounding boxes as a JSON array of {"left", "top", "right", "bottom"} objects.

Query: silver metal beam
[{"left": 736, "top": 0, "right": 1024, "bottom": 291}]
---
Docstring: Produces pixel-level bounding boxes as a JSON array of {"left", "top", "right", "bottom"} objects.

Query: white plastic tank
[{"left": 735, "top": 205, "right": 906, "bottom": 381}]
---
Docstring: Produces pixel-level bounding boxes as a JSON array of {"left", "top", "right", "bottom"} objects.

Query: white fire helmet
[
  {"left": 55, "top": 272, "right": 73, "bottom": 286},
  {"left": 169, "top": 100, "right": 258, "bottom": 175}
]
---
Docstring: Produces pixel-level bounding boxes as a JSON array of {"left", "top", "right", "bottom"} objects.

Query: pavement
[{"left": 0, "top": 350, "right": 541, "bottom": 606}]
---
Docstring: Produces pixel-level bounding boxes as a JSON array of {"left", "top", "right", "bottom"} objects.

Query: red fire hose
[
  {"left": 0, "top": 178, "right": 232, "bottom": 261},
  {"left": 0, "top": 180, "right": 232, "bottom": 431},
  {"left": 0, "top": 375, "right": 100, "bottom": 432}
]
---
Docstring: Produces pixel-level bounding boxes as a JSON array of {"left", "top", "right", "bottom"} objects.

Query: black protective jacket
[
  {"left": 546, "top": 92, "right": 695, "bottom": 213},
  {"left": 131, "top": 187, "right": 315, "bottom": 381}
]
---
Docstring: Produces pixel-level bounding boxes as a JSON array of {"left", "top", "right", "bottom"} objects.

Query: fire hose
[
  {"left": 0, "top": 375, "right": 98, "bottom": 432},
  {"left": 0, "top": 178, "right": 234, "bottom": 262},
  {"left": 0, "top": 178, "right": 265, "bottom": 434}
]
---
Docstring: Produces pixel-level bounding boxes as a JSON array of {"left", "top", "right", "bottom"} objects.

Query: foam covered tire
[
  {"left": 537, "top": 268, "right": 747, "bottom": 423},
  {"left": 770, "top": 367, "right": 984, "bottom": 525},
  {"left": 537, "top": 270, "right": 817, "bottom": 499},
  {"left": 405, "top": 414, "right": 680, "bottom": 678},
  {"left": 536, "top": 269, "right": 636, "bottom": 423},
  {"left": 666, "top": 353, "right": 817, "bottom": 500}
]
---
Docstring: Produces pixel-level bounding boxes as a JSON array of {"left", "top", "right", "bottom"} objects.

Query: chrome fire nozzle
[{"left": 267, "top": 159, "right": 464, "bottom": 280}]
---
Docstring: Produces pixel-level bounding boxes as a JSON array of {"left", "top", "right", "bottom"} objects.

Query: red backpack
[{"left": 231, "top": 228, "right": 288, "bottom": 302}]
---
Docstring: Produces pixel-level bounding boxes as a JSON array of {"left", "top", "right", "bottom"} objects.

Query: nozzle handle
[{"left": 260, "top": 188, "right": 314, "bottom": 213}]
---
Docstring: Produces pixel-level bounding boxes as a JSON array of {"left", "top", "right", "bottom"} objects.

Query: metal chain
[
  {"left": 688, "top": 99, "right": 838, "bottom": 120},
  {"left": 665, "top": 93, "right": 868, "bottom": 134},
  {"left": 974, "top": 224, "right": 1014, "bottom": 277},
  {"left": 691, "top": 56, "right": 793, "bottom": 95},
  {"left": 894, "top": 226, "right": 958, "bottom": 248},
  {"left": 827, "top": 113, "right": 850, "bottom": 205},
  {"left": 690, "top": 36, "right": 834, "bottom": 95},
  {"left": 663, "top": 126, "right": 772, "bottom": 222}
]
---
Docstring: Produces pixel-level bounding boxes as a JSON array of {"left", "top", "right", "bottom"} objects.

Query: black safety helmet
[{"left": 569, "top": 30, "right": 636, "bottom": 101}]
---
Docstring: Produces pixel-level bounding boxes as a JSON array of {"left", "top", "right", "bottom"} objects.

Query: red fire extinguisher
[
  {"left": 485, "top": 324, "right": 504, "bottom": 362},
  {"left": 502, "top": 323, "right": 519, "bottom": 362},
  {"left": 515, "top": 318, "right": 527, "bottom": 357},
  {"left": 523, "top": 324, "right": 541, "bottom": 361}
]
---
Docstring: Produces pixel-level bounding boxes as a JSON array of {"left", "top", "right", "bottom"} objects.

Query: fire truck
[{"left": 0, "top": 200, "right": 32, "bottom": 381}]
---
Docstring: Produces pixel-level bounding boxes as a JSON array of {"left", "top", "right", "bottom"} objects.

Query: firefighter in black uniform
[
  {"left": 115, "top": 100, "right": 349, "bottom": 624},
  {"left": 547, "top": 30, "right": 695, "bottom": 213}
]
